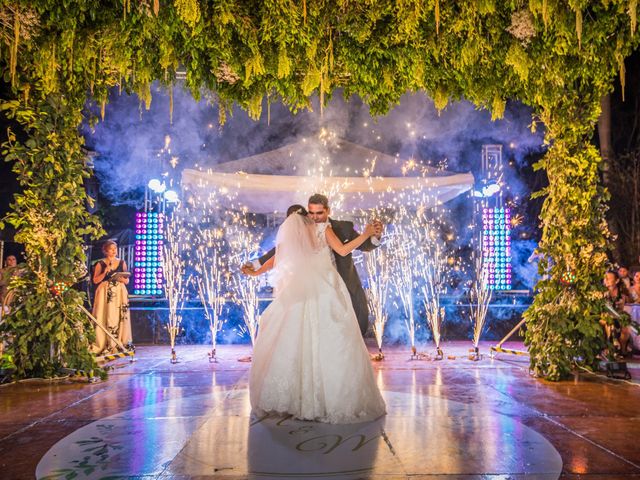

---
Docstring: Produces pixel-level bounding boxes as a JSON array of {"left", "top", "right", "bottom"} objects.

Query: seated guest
[
  {"left": 601, "top": 270, "right": 633, "bottom": 357},
  {"left": 618, "top": 266, "right": 632, "bottom": 290},
  {"left": 630, "top": 272, "right": 640, "bottom": 302},
  {"left": 91, "top": 241, "right": 132, "bottom": 354}
]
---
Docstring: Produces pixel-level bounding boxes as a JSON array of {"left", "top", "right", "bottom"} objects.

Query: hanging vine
[{"left": 0, "top": 87, "right": 103, "bottom": 378}]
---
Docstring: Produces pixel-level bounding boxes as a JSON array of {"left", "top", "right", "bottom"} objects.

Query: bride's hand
[{"left": 364, "top": 223, "right": 377, "bottom": 237}]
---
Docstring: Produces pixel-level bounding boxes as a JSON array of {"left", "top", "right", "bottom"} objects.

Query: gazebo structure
[{"left": 182, "top": 135, "right": 474, "bottom": 214}]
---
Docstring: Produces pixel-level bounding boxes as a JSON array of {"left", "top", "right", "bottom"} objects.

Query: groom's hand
[{"left": 373, "top": 220, "right": 384, "bottom": 238}]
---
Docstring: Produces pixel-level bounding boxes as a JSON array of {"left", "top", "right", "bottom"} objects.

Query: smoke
[{"left": 84, "top": 84, "right": 545, "bottom": 204}]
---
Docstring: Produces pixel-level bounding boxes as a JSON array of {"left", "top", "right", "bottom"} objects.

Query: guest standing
[
  {"left": 92, "top": 241, "right": 132, "bottom": 354},
  {"left": 0, "top": 255, "right": 18, "bottom": 314}
]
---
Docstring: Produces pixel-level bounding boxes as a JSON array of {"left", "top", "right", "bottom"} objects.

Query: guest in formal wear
[{"left": 91, "top": 241, "right": 132, "bottom": 354}]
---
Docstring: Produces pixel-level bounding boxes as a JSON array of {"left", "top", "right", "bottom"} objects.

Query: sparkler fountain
[
  {"left": 418, "top": 217, "right": 448, "bottom": 360},
  {"left": 364, "top": 246, "right": 391, "bottom": 361},
  {"left": 227, "top": 219, "right": 263, "bottom": 359},
  {"left": 194, "top": 227, "right": 228, "bottom": 363},
  {"left": 388, "top": 220, "right": 424, "bottom": 360},
  {"left": 468, "top": 248, "right": 492, "bottom": 361},
  {"left": 163, "top": 211, "right": 186, "bottom": 364},
  {"left": 231, "top": 268, "right": 261, "bottom": 348}
]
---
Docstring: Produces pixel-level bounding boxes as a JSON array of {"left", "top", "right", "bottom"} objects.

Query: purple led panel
[
  {"left": 481, "top": 207, "right": 512, "bottom": 290},
  {"left": 133, "top": 211, "right": 164, "bottom": 296}
]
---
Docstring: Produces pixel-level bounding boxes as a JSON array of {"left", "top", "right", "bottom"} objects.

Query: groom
[{"left": 248, "top": 194, "right": 382, "bottom": 336}]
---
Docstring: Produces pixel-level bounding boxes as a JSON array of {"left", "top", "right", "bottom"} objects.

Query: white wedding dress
[{"left": 249, "top": 214, "right": 386, "bottom": 424}]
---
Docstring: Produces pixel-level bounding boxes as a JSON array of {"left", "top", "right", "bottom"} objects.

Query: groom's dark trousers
[{"left": 257, "top": 218, "right": 378, "bottom": 336}]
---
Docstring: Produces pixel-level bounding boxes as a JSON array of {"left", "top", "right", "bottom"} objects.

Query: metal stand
[
  {"left": 208, "top": 348, "right": 218, "bottom": 363},
  {"left": 61, "top": 310, "right": 108, "bottom": 381},
  {"left": 371, "top": 347, "right": 385, "bottom": 362},
  {"left": 468, "top": 346, "right": 483, "bottom": 361},
  {"left": 601, "top": 360, "right": 632, "bottom": 379},
  {"left": 409, "top": 345, "right": 428, "bottom": 361},
  {"left": 80, "top": 305, "right": 128, "bottom": 352},
  {"left": 79, "top": 305, "right": 135, "bottom": 377},
  {"left": 489, "top": 318, "right": 529, "bottom": 358}
]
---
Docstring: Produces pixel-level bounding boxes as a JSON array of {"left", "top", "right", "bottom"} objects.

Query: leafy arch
[{"left": 0, "top": 0, "right": 637, "bottom": 379}]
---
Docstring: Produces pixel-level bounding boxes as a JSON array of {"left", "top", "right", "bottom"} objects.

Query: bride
[{"left": 246, "top": 208, "right": 386, "bottom": 424}]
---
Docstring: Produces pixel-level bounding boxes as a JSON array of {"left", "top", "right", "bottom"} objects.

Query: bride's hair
[{"left": 286, "top": 204, "right": 307, "bottom": 216}]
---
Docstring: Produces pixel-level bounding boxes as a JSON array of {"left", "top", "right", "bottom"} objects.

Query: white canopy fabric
[{"left": 182, "top": 137, "right": 474, "bottom": 214}]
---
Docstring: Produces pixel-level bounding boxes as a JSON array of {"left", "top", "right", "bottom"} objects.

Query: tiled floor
[{"left": 1, "top": 342, "right": 639, "bottom": 479}]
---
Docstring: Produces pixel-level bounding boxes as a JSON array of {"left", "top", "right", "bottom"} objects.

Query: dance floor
[{"left": 1, "top": 342, "right": 640, "bottom": 479}]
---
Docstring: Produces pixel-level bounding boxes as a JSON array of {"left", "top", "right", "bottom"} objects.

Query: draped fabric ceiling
[{"left": 182, "top": 137, "right": 474, "bottom": 214}]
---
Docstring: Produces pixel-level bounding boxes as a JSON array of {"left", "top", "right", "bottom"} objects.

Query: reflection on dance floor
[{"left": 36, "top": 388, "right": 562, "bottom": 479}]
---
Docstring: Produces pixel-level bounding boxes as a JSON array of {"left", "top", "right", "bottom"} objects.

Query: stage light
[
  {"left": 133, "top": 211, "right": 164, "bottom": 297},
  {"left": 481, "top": 182, "right": 501, "bottom": 197},
  {"left": 148, "top": 179, "right": 166, "bottom": 193},
  {"left": 473, "top": 181, "right": 501, "bottom": 198},
  {"left": 163, "top": 190, "right": 179, "bottom": 203},
  {"left": 482, "top": 207, "right": 512, "bottom": 290}
]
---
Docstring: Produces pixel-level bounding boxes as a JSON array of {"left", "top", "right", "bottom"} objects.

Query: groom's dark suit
[{"left": 257, "top": 218, "right": 378, "bottom": 336}]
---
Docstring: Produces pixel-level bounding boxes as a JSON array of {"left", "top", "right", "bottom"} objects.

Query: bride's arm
[
  {"left": 325, "top": 224, "right": 376, "bottom": 257},
  {"left": 244, "top": 256, "right": 274, "bottom": 276}
]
